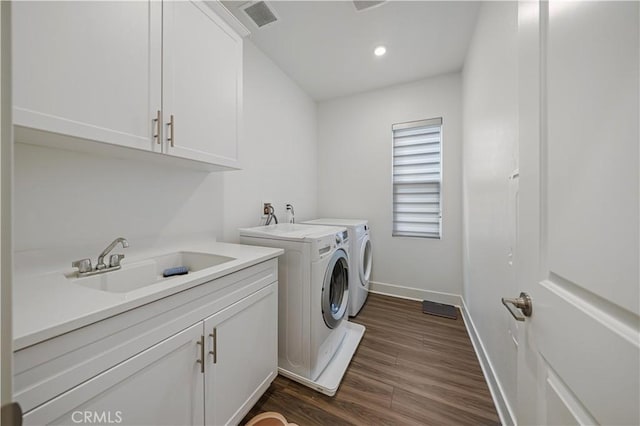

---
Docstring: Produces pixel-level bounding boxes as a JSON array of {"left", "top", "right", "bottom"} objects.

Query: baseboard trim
[
  {"left": 367, "top": 281, "right": 515, "bottom": 425},
  {"left": 368, "top": 281, "right": 462, "bottom": 306},
  {"left": 460, "top": 298, "right": 516, "bottom": 426}
]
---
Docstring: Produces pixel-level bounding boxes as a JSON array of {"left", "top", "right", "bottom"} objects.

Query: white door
[
  {"left": 203, "top": 284, "right": 277, "bottom": 426},
  {"left": 22, "top": 323, "right": 205, "bottom": 426},
  {"left": 515, "top": 1, "right": 639, "bottom": 424},
  {"left": 12, "top": 1, "right": 162, "bottom": 151},
  {"left": 162, "top": 0, "right": 242, "bottom": 168}
]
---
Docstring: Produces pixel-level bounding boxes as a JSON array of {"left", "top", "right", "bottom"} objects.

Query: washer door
[
  {"left": 359, "top": 235, "right": 372, "bottom": 285},
  {"left": 322, "top": 248, "right": 349, "bottom": 329}
]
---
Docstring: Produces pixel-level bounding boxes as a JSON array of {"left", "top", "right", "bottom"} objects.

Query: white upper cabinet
[
  {"left": 13, "top": 1, "right": 162, "bottom": 152},
  {"left": 163, "top": 1, "right": 243, "bottom": 168},
  {"left": 12, "top": 1, "right": 246, "bottom": 170}
]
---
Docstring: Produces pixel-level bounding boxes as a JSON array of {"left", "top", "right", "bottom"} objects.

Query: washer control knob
[{"left": 335, "top": 234, "right": 341, "bottom": 245}]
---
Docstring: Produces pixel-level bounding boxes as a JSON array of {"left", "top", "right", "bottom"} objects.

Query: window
[{"left": 392, "top": 117, "right": 442, "bottom": 239}]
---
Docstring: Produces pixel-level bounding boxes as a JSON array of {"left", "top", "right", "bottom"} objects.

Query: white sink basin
[{"left": 70, "top": 251, "right": 235, "bottom": 293}]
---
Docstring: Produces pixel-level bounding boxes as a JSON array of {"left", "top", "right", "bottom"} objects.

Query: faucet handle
[
  {"left": 109, "top": 254, "right": 125, "bottom": 268},
  {"left": 72, "top": 258, "right": 92, "bottom": 274}
]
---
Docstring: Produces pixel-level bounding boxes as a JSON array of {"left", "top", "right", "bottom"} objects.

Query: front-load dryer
[
  {"left": 302, "top": 219, "right": 372, "bottom": 316},
  {"left": 238, "top": 223, "right": 351, "bottom": 384}
]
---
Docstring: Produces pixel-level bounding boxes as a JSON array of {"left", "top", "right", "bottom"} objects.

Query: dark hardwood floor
[{"left": 242, "top": 293, "right": 500, "bottom": 425}]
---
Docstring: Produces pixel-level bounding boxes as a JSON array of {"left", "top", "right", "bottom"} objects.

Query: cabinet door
[
  {"left": 13, "top": 1, "right": 161, "bottom": 151},
  {"left": 23, "top": 323, "right": 204, "bottom": 426},
  {"left": 163, "top": 0, "right": 242, "bottom": 168},
  {"left": 204, "top": 283, "right": 278, "bottom": 426}
]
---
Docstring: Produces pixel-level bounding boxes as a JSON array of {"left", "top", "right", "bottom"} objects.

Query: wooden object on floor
[
  {"left": 242, "top": 293, "right": 500, "bottom": 425},
  {"left": 245, "top": 411, "right": 298, "bottom": 426}
]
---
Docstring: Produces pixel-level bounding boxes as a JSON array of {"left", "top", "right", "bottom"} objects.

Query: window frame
[{"left": 391, "top": 117, "right": 443, "bottom": 239}]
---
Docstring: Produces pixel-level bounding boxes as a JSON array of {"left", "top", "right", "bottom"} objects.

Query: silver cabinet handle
[
  {"left": 209, "top": 328, "right": 217, "bottom": 364},
  {"left": 196, "top": 335, "right": 205, "bottom": 373},
  {"left": 501, "top": 292, "right": 533, "bottom": 321},
  {"left": 153, "top": 110, "right": 161, "bottom": 144},
  {"left": 167, "top": 114, "right": 175, "bottom": 147}
]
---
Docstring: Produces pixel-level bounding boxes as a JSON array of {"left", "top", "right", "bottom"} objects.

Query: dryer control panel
[{"left": 315, "top": 230, "right": 349, "bottom": 260}]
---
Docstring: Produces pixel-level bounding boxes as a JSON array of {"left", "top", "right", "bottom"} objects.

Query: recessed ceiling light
[{"left": 374, "top": 46, "right": 387, "bottom": 57}]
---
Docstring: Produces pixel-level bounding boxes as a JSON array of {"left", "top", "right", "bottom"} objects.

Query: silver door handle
[{"left": 501, "top": 292, "right": 532, "bottom": 321}]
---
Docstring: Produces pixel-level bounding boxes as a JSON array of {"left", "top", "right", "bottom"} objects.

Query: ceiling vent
[
  {"left": 241, "top": 1, "right": 279, "bottom": 28},
  {"left": 352, "top": 1, "right": 387, "bottom": 12}
]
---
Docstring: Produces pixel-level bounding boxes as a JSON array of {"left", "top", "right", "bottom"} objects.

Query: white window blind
[{"left": 392, "top": 117, "right": 442, "bottom": 239}]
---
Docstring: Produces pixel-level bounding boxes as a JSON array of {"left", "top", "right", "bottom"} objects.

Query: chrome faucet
[
  {"left": 71, "top": 237, "right": 129, "bottom": 277},
  {"left": 96, "top": 237, "right": 129, "bottom": 270}
]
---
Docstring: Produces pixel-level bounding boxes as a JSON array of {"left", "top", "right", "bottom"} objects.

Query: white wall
[
  {"left": 317, "top": 73, "right": 463, "bottom": 300},
  {"left": 462, "top": 2, "right": 518, "bottom": 423},
  {"left": 222, "top": 41, "right": 317, "bottom": 242},
  {"left": 13, "top": 142, "right": 224, "bottom": 269},
  {"left": 13, "top": 40, "right": 317, "bottom": 272}
]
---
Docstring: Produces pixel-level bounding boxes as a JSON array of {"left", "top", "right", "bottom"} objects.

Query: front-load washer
[
  {"left": 302, "top": 219, "right": 372, "bottom": 316},
  {"left": 238, "top": 223, "right": 351, "bottom": 384}
]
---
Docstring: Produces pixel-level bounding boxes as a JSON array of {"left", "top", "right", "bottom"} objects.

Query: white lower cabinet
[
  {"left": 18, "top": 263, "right": 278, "bottom": 426},
  {"left": 204, "top": 284, "right": 278, "bottom": 425},
  {"left": 24, "top": 323, "right": 204, "bottom": 426}
]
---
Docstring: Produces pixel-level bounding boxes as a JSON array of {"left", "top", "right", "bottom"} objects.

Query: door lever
[{"left": 501, "top": 292, "right": 533, "bottom": 321}]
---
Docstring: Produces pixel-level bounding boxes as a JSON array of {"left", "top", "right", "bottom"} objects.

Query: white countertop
[
  {"left": 301, "top": 218, "right": 368, "bottom": 228},
  {"left": 13, "top": 241, "right": 283, "bottom": 350},
  {"left": 238, "top": 223, "right": 347, "bottom": 241}
]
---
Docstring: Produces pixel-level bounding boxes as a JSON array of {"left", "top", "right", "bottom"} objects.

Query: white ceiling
[{"left": 222, "top": 1, "right": 481, "bottom": 101}]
